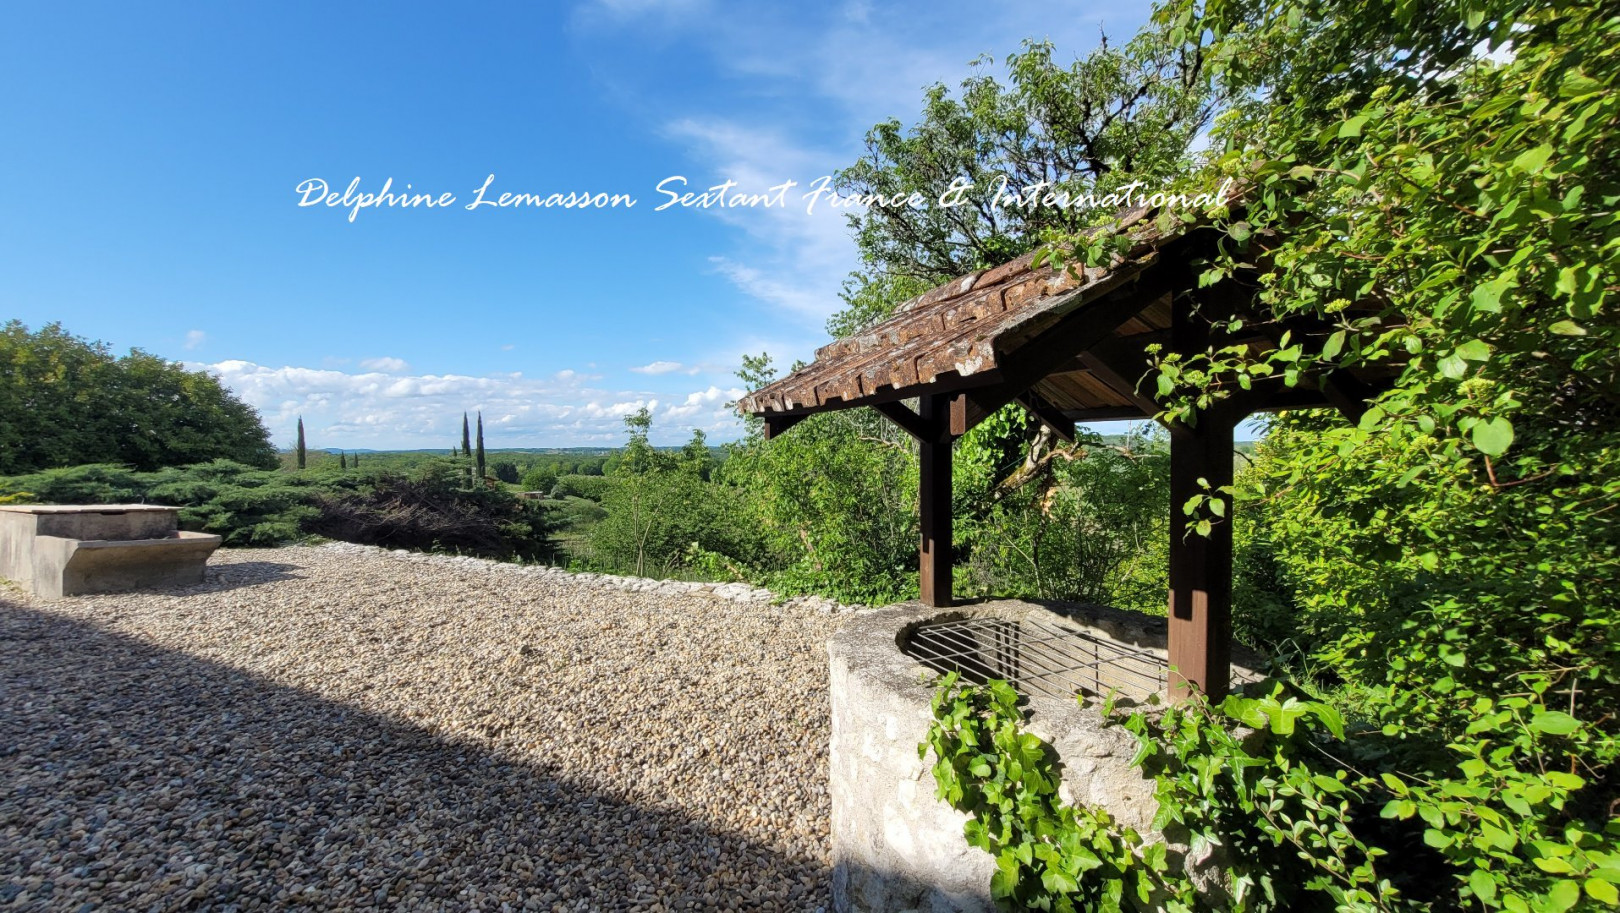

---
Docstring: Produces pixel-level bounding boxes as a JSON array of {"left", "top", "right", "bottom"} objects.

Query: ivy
[
  {"left": 927, "top": 675, "right": 1620, "bottom": 912},
  {"left": 988, "top": 0, "right": 1620, "bottom": 908}
]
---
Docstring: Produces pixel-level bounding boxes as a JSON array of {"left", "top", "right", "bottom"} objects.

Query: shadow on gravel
[
  {"left": 190, "top": 560, "right": 307, "bottom": 594},
  {"left": 0, "top": 600, "right": 834, "bottom": 911}
]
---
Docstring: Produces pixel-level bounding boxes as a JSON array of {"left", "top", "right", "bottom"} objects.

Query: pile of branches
[{"left": 307, "top": 470, "right": 548, "bottom": 559}]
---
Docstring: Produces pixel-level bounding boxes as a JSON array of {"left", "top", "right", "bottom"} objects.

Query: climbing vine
[{"left": 926, "top": 675, "right": 1620, "bottom": 912}]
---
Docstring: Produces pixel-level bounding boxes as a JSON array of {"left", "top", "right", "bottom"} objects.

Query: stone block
[{"left": 0, "top": 505, "right": 221, "bottom": 598}]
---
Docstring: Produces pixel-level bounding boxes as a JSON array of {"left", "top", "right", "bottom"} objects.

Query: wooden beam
[
  {"left": 1166, "top": 285, "right": 1236, "bottom": 702},
  {"left": 1077, "top": 349, "right": 1163, "bottom": 419},
  {"left": 1168, "top": 406, "right": 1237, "bottom": 702},
  {"left": 1062, "top": 405, "right": 1157, "bottom": 422},
  {"left": 762, "top": 414, "right": 806, "bottom": 440},
  {"left": 1014, "top": 391, "right": 1076, "bottom": 442},
  {"left": 1320, "top": 370, "right": 1376, "bottom": 424},
  {"left": 872, "top": 400, "right": 940, "bottom": 443},
  {"left": 1217, "top": 290, "right": 1382, "bottom": 425},
  {"left": 917, "top": 394, "right": 954, "bottom": 607},
  {"left": 949, "top": 392, "right": 992, "bottom": 437},
  {"left": 944, "top": 269, "right": 1174, "bottom": 437}
]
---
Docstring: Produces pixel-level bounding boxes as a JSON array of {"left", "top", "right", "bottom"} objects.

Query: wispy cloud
[
  {"left": 359, "top": 356, "right": 411, "bottom": 372},
  {"left": 661, "top": 118, "right": 856, "bottom": 327},
  {"left": 601, "top": 1, "right": 1139, "bottom": 345},
  {"left": 184, "top": 330, "right": 207, "bottom": 350},
  {"left": 630, "top": 360, "right": 698, "bottom": 375}
]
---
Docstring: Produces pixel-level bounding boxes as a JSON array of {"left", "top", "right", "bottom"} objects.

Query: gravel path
[{"left": 1, "top": 545, "right": 858, "bottom": 911}]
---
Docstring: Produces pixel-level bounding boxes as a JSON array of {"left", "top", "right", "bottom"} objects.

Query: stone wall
[{"left": 827, "top": 600, "right": 1252, "bottom": 912}]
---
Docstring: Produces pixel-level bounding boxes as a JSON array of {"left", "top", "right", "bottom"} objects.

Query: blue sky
[{"left": 1, "top": 0, "right": 1155, "bottom": 448}]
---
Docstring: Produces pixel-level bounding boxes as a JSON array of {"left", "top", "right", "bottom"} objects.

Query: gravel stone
[{"left": 1, "top": 545, "right": 861, "bottom": 911}]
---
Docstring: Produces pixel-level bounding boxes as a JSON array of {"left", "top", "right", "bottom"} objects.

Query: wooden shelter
[{"left": 738, "top": 200, "right": 1390, "bottom": 699}]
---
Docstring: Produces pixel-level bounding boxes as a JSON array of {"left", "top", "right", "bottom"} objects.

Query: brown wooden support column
[
  {"left": 917, "top": 394, "right": 953, "bottom": 607},
  {"left": 1167, "top": 405, "right": 1236, "bottom": 701}
]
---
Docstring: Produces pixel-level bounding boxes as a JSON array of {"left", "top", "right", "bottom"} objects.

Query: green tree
[
  {"left": 0, "top": 321, "right": 276, "bottom": 473},
  {"left": 745, "top": 29, "right": 1221, "bottom": 607},
  {"left": 519, "top": 464, "right": 557, "bottom": 493},
  {"left": 837, "top": 32, "right": 1220, "bottom": 287},
  {"left": 339, "top": 451, "right": 347, "bottom": 470},
  {"left": 588, "top": 410, "right": 759, "bottom": 579},
  {"left": 680, "top": 428, "right": 713, "bottom": 480},
  {"left": 475, "top": 411, "right": 487, "bottom": 482},
  {"left": 295, "top": 417, "right": 306, "bottom": 470}
]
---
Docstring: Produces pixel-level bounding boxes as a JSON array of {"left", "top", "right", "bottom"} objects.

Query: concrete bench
[{"left": 0, "top": 505, "right": 221, "bottom": 599}]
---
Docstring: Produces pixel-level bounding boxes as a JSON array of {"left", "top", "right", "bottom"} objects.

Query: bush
[
  {"left": 305, "top": 460, "right": 552, "bottom": 560},
  {"left": 721, "top": 409, "right": 920, "bottom": 604},
  {"left": 519, "top": 464, "right": 557, "bottom": 493},
  {"left": 0, "top": 459, "right": 553, "bottom": 557},
  {"left": 551, "top": 474, "right": 611, "bottom": 501},
  {"left": 960, "top": 428, "right": 1170, "bottom": 609}
]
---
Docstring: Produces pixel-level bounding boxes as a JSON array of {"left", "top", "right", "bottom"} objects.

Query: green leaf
[
  {"left": 1530, "top": 711, "right": 1580, "bottom": 736},
  {"left": 1339, "top": 115, "right": 1368, "bottom": 138},
  {"left": 1585, "top": 878, "right": 1619, "bottom": 905},
  {"left": 1438, "top": 354, "right": 1469, "bottom": 380},
  {"left": 1470, "top": 868, "right": 1499, "bottom": 903},
  {"left": 1512, "top": 144, "right": 1554, "bottom": 174},
  {"left": 1471, "top": 274, "right": 1513, "bottom": 313},
  {"left": 1548, "top": 879, "right": 1581, "bottom": 911},
  {"left": 1042, "top": 868, "right": 1080, "bottom": 893},
  {"left": 1472, "top": 417, "right": 1514, "bottom": 457},
  {"left": 1549, "top": 320, "right": 1586, "bottom": 336}
]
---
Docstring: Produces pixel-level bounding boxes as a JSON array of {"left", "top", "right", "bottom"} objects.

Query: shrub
[{"left": 306, "top": 460, "right": 552, "bottom": 560}]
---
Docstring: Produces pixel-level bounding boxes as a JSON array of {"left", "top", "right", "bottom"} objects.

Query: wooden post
[
  {"left": 918, "top": 394, "right": 953, "bottom": 607},
  {"left": 1167, "top": 406, "right": 1236, "bottom": 701}
]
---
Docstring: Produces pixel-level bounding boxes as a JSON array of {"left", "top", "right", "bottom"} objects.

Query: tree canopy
[{"left": 0, "top": 321, "right": 276, "bottom": 473}]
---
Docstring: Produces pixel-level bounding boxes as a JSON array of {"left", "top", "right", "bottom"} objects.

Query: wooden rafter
[
  {"left": 872, "top": 400, "right": 943, "bottom": 443},
  {"left": 1014, "top": 391, "right": 1076, "bottom": 442}
]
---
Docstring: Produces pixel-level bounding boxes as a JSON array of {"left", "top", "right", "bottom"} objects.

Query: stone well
[
  {"left": 827, "top": 600, "right": 1258, "bottom": 913},
  {"left": 0, "top": 505, "right": 221, "bottom": 599}
]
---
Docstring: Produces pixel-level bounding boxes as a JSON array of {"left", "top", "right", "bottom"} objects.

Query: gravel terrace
[{"left": 1, "top": 544, "right": 860, "bottom": 911}]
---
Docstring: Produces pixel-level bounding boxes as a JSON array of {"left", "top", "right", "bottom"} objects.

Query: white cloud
[
  {"left": 607, "top": 2, "right": 1141, "bottom": 331},
  {"left": 662, "top": 118, "right": 857, "bottom": 325},
  {"left": 630, "top": 360, "right": 698, "bottom": 375},
  {"left": 201, "top": 360, "right": 747, "bottom": 449},
  {"left": 359, "top": 356, "right": 410, "bottom": 372},
  {"left": 184, "top": 330, "right": 207, "bottom": 350}
]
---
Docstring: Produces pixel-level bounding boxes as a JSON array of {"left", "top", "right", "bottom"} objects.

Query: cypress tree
[
  {"left": 296, "top": 417, "right": 306, "bottom": 469},
  {"left": 461, "top": 413, "right": 472, "bottom": 456},
  {"left": 339, "top": 451, "right": 347, "bottom": 470},
  {"left": 352, "top": 451, "right": 359, "bottom": 468},
  {"left": 475, "top": 411, "right": 486, "bottom": 483}
]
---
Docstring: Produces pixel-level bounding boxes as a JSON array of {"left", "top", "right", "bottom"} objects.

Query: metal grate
[{"left": 903, "top": 615, "right": 1168, "bottom": 701}]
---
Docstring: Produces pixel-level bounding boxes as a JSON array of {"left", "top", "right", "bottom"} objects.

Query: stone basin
[
  {"left": 0, "top": 504, "right": 221, "bottom": 598},
  {"left": 828, "top": 600, "right": 1261, "bottom": 912}
]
